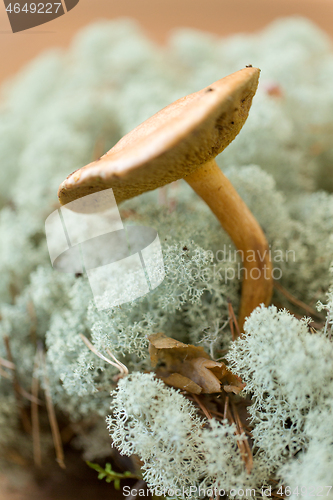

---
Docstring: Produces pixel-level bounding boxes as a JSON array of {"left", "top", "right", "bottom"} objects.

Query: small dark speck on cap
[
  {"left": 246, "top": 64, "right": 253, "bottom": 68},
  {"left": 206, "top": 87, "right": 214, "bottom": 92}
]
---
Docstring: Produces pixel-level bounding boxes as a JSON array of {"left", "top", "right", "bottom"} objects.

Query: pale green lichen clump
[
  {"left": 227, "top": 306, "right": 333, "bottom": 496},
  {"left": 107, "top": 372, "right": 251, "bottom": 497},
  {"left": 0, "top": 16, "right": 333, "bottom": 495}
]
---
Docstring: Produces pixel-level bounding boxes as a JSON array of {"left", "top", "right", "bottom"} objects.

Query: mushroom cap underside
[{"left": 58, "top": 67, "right": 260, "bottom": 206}]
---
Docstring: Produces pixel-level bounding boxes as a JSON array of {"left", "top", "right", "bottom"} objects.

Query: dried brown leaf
[
  {"left": 162, "top": 373, "right": 202, "bottom": 394},
  {"left": 148, "top": 333, "right": 244, "bottom": 394}
]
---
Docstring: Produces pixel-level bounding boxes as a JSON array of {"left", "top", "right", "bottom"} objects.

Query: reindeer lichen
[{"left": 0, "top": 15, "right": 333, "bottom": 495}]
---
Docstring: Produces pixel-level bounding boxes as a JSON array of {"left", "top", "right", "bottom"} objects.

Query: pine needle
[
  {"left": 228, "top": 300, "right": 241, "bottom": 339},
  {"left": 80, "top": 334, "right": 128, "bottom": 376},
  {"left": 274, "top": 281, "right": 323, "bottom": 319},
  {"left": 31, "top": 350, "right": 42, "bottom": 468},
  {"left": 0, "top": 366, "right": 11, "bottom": 379},
  {"left": 228, "top": 303, "right": 236, "bottom": 341},
  {"left": 226, "top": 401, "right": 253, "bottom": 474},
  {"left": 40, "top": 347, "right": 65, "bottom": 469},
  {"left": 3, "top": 336, "right": 31, "bottom": 434},
  {"left": 232, "top": 401, "right": 253, "bottom": 474},
  {"left": 192, "top": 394, "right": 212, "bottom": 420},
  {"left": 0, "top": 357, "right": 15, "bottom": 370}
]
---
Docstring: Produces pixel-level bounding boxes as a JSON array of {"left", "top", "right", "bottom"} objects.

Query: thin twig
[
  {"left": 40, "top": 347, "right": 65, "bottom": 469},
  {"left": 227, "top": 403, "right": 252, "bottom": 474},
  {"left": 158, "top": 186, "right": 168, "bottom": 206},
  {"left": 274, "top": 281, "right": 324, "bottom": 319},
  {"left": 291, "top": 312, "right": 324, "bottom": 331},
  {"left": 129, "top": 480, "right": 147, "bottom": 500},
  {"left": 228, "top": 300, "right": 241, "bottom": 338},
  {"left": 0, "top": 357, "right": 15, "bottom": 370},
  {"left": 2, "top": 339, "right": 40, "bottom": 402},
  {"left": 192, "top": 394, "right": 212, "bottom": 420},
  {"left": 105, "top": 348, "right": 129, "bottom": 376},
  {"left": 273, "top": 301, "right": 324, "bottom": 330},
  {"left": 168, "top": 180, "right": 180, "bottom": 213},
  {"left": 228, "top": 302, "right": 235, "bottom": 341},
  {"left": 232, "top": 402, "right": 253, "bottom": 473},
  {"left": 223, "top": 395, "right": 229, "bottom": 421},
  {"left": 80, "top": 334, "right": 128, "bottom": 376},
  {"left": 323, "top": 313, "right": 333, "bottom": 340},
  {"left": 18, "top": 385, "right": 42, "bottom": 405},
  {"left": 209, "top": 409, "right": 224, "bottom": 419},
  {"left": 0, "top": 366, "right": 11, "bottom": 379},
  {"left": 215, "top": 349, "right": 229, "bottom": 359},
  {"left": 31, "top": 350, "right": 42, "bottom": 468},
  {"left": 27, "top": 300, "right": 37, "bottom": 346},
  {"left": 3, "top": 336, "right": 31, "bottom": 434}
]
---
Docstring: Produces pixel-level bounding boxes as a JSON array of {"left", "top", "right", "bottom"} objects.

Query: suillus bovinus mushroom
[{"left": 58, "top": 67, "right": 273, "bottom": 331}]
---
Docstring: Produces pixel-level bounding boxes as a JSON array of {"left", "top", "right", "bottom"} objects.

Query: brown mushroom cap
[{"left": 58, "top": 67, "right": 260, "bottom": 206}]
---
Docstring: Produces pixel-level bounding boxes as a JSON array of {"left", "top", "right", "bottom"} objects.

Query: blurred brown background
[{"left": 0, "top": 0, "right": 333, "bottom": 84}]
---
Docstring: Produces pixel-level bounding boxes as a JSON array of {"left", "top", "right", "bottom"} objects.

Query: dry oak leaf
[{"left": 148, "top": 333, "right": 245, "bottom": 395}]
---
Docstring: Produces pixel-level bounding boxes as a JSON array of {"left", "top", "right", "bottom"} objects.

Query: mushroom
[{"left": 58, "top": 67, "right": 272, "bottom": 331}]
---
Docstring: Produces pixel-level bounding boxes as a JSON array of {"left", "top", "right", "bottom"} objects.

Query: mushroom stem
[{"left": 185, "top": 159, "right": 273, "bottom": 332}]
